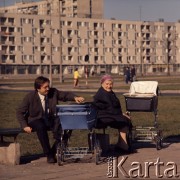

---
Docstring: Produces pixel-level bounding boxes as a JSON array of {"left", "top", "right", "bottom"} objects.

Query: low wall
[{"left": 0, "top": 142, "right": 20, "bottom": 165}]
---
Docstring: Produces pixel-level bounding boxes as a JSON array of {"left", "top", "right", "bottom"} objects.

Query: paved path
[{"left": 0, "top": 138, "right": 180, "bottom": 180}]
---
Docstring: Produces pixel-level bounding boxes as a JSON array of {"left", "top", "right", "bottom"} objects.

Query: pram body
[
  {"left": 55, "top": 103, "right": 106, "bottom": 165},
  {"left": 123, "top": 81, "right": 163, "bottom": 150}
]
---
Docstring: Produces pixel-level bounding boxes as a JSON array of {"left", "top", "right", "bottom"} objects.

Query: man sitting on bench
[{"left": 16, "top": 76, "right": 84, "bottom": 163}]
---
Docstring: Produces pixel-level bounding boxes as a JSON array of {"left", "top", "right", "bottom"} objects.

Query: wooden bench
[{"left": 0, "top": 128, "right": 22, "bottom": 143}]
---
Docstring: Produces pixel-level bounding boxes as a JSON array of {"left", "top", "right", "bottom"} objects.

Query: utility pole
[
  {"left": 167, "top": 38, "right": 170, "bottom": 76},
  {"left": 139, "top": 5, "right": 142, "bottom": 21},
  {"left": 47, "top": 0, "right": 53, "bottom": 87},
  {"left": 139, "top": 6, "right": 144, "bottom": 76},
  {"left": 59, "top": 0, "right": 63, "bottom": 83},
  {"left": 140, "top": 37, "right": 144, "bottom": 76},
  {"left": 90, "top": 0, "right": 92, "bottom": 18}
]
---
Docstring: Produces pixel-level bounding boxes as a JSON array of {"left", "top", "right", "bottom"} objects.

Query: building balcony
[
  {"left": 8, "top": 41, "right": 15, "bottom": 45},
  {"left": 5, "top": 59, "right": 15, "bottom": 63},
  {"left": 41, "top": 51, "right": 46, "bottom": 55},
  {"left": 9, "top": 50, "right": 15, "bottom": 54},
  {"left": 1, "top": 31, "right": 12, "bottom": 35},
  {"left": 0, "top": 50, "right": 6, "bottom": 54}
]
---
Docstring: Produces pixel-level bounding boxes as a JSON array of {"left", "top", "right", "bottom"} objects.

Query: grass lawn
[{"left": 0, "top": 75, "right": 180, "bottom": 155}]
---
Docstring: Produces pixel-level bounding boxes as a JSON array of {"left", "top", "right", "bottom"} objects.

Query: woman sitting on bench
[{"left": 93, "top": 74, "right": 132, "bottom": 153}]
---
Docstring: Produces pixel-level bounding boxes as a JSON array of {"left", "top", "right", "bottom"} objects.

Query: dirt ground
[{"left": 0, "top": 137, "right": 180, "bottom": 180}]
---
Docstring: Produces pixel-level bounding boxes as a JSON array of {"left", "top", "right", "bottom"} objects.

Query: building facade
[
  {"left": 0, "top": 0, "right": 180, "bottom": 77},
  {"left": 0, "top": 0, "right": 103, "bottom": 18}
]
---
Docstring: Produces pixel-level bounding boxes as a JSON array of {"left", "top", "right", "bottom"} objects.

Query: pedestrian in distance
[
  {"left": 73, "top": 68, "right": 81, "bottom": 87},
  {"left": 124, "top": 67, "right": 131, "bottom": 84},
  {"left": 130, "top": 65, "right": 136, "bottom": 82},
  {"left": 85, "top": 66, "right": 89, "bottom": 85}
]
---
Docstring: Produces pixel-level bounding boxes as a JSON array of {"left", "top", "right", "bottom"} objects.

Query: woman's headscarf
[{"left": 100, "top": 74, "right": 113, "bottom": 84}]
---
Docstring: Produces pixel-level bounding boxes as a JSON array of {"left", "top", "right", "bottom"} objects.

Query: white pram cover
[
  {"left": 123, "top": 81, "right": 158, "bottom": 111},
  {"left": 129, "top": 81, "right": 158, "bottom": 96}
]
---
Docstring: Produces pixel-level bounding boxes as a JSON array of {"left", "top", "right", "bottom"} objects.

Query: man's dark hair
[{"left": 34, "top": 76, "right": 50, "bottom": 90}]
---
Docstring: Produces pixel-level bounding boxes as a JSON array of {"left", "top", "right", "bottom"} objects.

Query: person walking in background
[
  {"left": 84, "top": 66, "right": 89, "bottom": 85},
  {"left": 16, "top": 76, "right": 84, "bottom": 163},
  {"left": 124, "top": 67, "right": 131, "bottom": 84},
  {"left": 130, "top": 65, "right": 136, "bottom": 82},
  {"left": 84, "top": 66, "right": 89, "bottom": 79},
  {"left": 73, "top": 68, "right": 81, "bottom": 87}
]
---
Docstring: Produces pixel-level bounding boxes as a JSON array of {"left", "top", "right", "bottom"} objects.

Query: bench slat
[{"left": 0, "top": 128, "right": 22, "bottom": 143}]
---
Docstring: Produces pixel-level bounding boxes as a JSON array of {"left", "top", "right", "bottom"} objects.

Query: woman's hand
[
  {"left": 123, "top": 112, "right": 131, "bottom": 120},
  {"left": 74, "top": 96, "right": 85, "bottom": 103},
  {"left": 23, "top": 126, "right": 32, "bottom": 133}
]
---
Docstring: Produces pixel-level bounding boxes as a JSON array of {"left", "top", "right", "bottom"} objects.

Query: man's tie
[
  {"left": 44, "top": 96, "right": 49, "bottom": 126},
  {"left": 42, "top": 96, "right": 46, "bottom": 111}
]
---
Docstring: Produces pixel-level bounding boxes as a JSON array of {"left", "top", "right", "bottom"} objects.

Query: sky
[
  {"left": 0, "top": 0, "right": 180, "bottom": 23},
  {"left": 104, "top": 0, "right": 180, "bottom": 22}
]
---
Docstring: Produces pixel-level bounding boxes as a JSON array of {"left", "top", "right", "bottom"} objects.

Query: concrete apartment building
[
  {"left": 0, "top": 0, "right": 103, "bottom": 18},
  {"left": 0, "top": 0, "right": 180, "bottom": 77}
]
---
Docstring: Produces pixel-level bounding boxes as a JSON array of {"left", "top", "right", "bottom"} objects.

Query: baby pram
[
  {"left": 123, "top": 81, "right": 163, "bottom": 150},
  {"left": 55, "top": 103, "right": 108, "bottom": 165}
]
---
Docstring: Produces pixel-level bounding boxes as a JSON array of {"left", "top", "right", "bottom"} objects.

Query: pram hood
[{"left": 128, "top": 81, "right": 158, "bottom": 96}]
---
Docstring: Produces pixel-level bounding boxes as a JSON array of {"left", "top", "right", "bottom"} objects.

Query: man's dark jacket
[{"left": 16, "top": 88, "right": 76, "bottom": 129}]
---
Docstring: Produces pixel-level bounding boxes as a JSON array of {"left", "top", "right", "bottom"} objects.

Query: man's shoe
[{"left": 47, "top": 154, "right": 56, "bottom": 163}]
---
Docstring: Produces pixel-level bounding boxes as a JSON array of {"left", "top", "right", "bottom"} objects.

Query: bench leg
[
  {"left": 0, "top": 142, "right": 21, "bottom": 165},
  {"left": 1, "top": 135, "right": 3, "bottom": 143}
]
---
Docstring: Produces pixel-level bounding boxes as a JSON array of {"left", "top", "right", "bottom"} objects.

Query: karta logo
[{"left": 107, "top": 156, "right": 179, "bottom": 178}]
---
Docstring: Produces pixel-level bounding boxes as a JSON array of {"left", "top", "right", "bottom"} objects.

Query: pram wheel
[
  {"left": 155, "top": 129, "right": 163, "bottom": 150},
  {"left": 94, "top": 139, "right": 102, "bottom": 165},
  {"left": 155, "top": 136, "right": 163, "bottom": 150},
  {"left": 56, "top": 141, "right": 66, "bottom": 166},
  {"left": 127, "top": 130, "right": 133, "bottom": 152},
  {"left": 56, "top": 130, "right": 71, "bottom": 166}
]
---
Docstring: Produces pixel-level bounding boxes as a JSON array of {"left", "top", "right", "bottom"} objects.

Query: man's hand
[
  {"left": 23, "top": 126, "right": 32, "bottom": 133},
  {"left": 74, "top": 96, "right": 85, "bottom": 103}
]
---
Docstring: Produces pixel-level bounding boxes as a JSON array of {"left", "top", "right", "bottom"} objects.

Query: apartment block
[
  {"left": 0, "top": 0, "right": 103, "bottom": 18},
  {"left": 0, "top": 0, "right": 180, "bottom": 76}
]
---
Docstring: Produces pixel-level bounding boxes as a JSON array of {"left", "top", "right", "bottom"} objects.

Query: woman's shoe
[
  {"left": 114, "top": 146, "right": 130, "bottom": 154},
  {"left": 47, "top": 154, "right": 56, "bottom": 163},
  {"left": 114, "top": 146, "right": 136, "bottom": 154}
]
